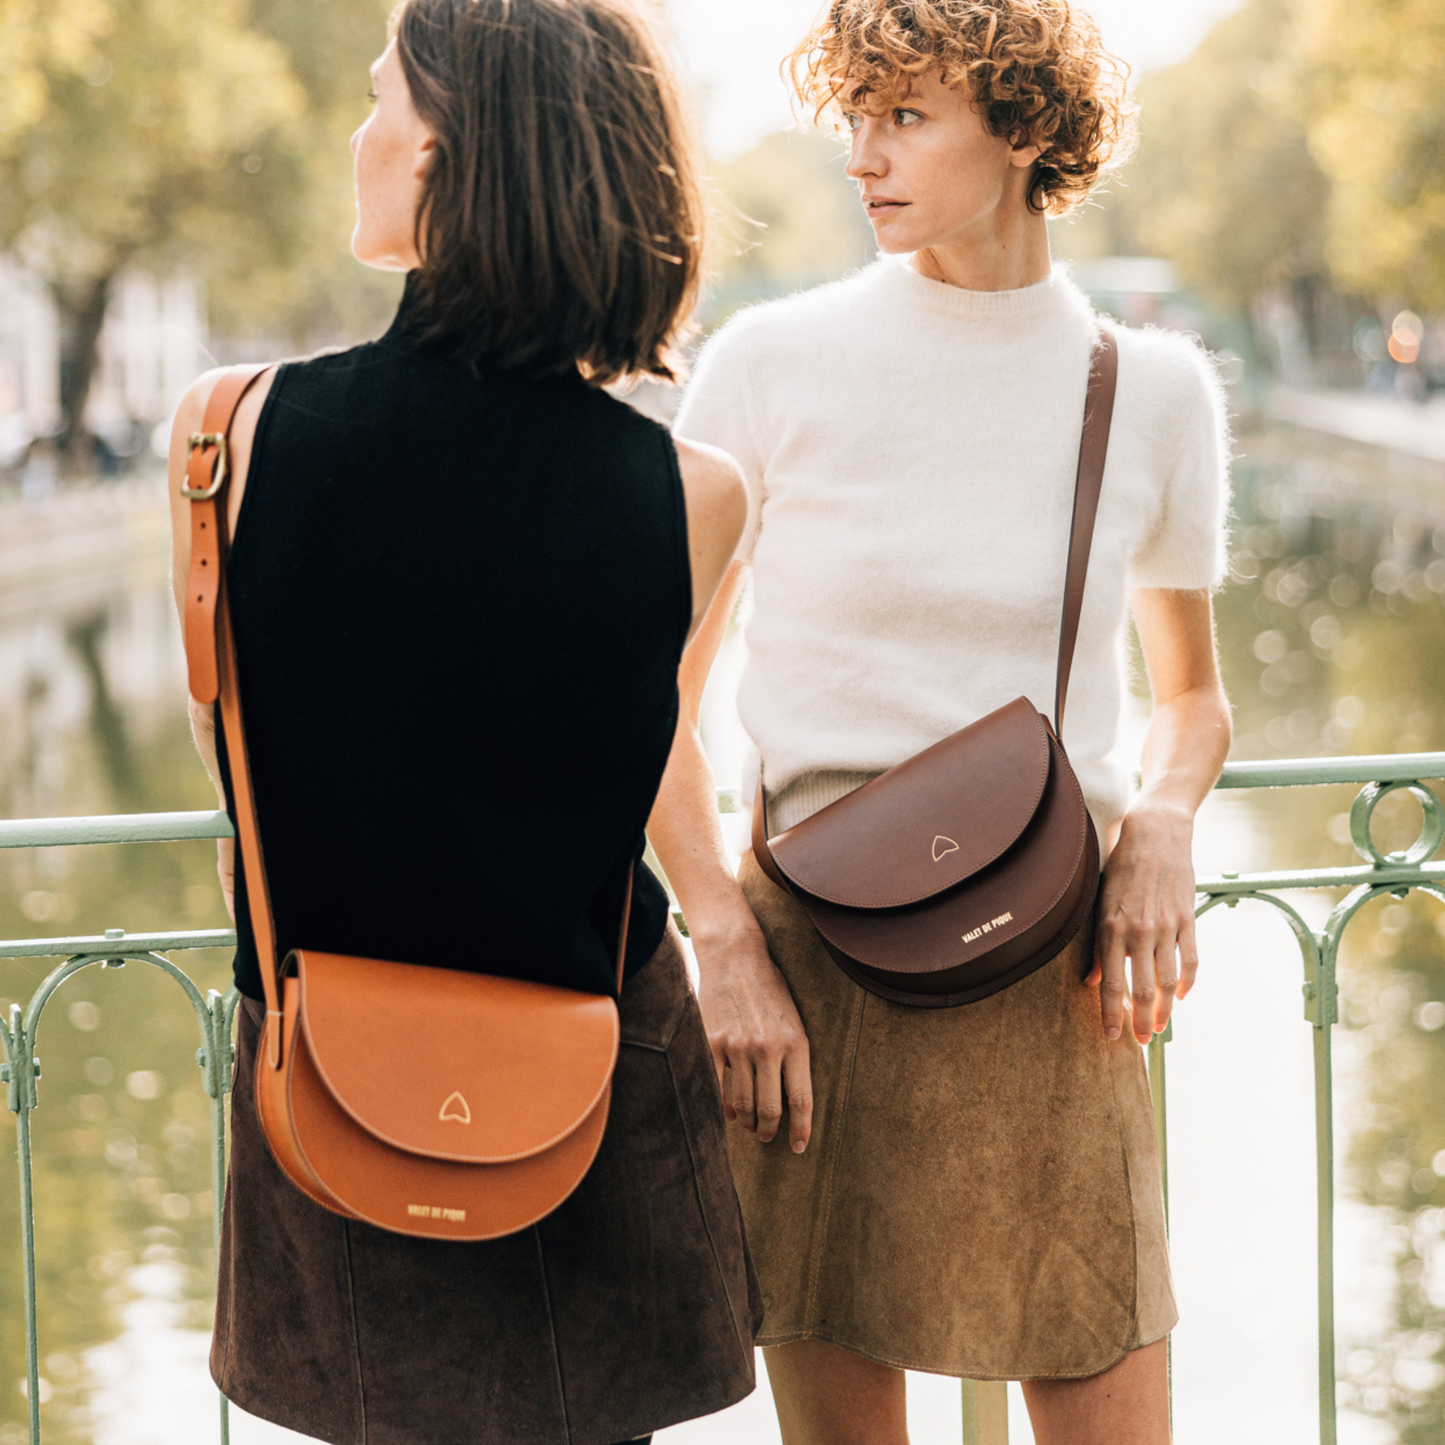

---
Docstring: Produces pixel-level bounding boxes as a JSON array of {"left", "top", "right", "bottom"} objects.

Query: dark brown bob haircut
[{"left": 395, "top": 0, "right": 705, "bottom": 386}]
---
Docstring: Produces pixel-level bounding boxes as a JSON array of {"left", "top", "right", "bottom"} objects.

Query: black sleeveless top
[{"left": 218, "top": 293, "right": 691, "bottom": 1001}]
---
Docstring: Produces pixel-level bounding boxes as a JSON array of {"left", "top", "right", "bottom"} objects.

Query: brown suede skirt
[
  {"left": 733, "top": 852, "right": 1176, "bottom": 1381},
  {"left": 211, "top": 925, "right": 761, "bottom": 1445}
]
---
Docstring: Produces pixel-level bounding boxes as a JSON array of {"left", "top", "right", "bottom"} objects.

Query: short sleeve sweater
[{"left": 674, "top": 258, "right": 1232, "bottom": 843}]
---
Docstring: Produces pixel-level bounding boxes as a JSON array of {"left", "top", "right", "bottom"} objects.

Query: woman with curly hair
[{"left": 654, "top": 1, "right": 1232, "bottom": 1440}]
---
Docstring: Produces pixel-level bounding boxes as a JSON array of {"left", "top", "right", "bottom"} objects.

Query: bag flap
[
  {"left": 298, "top": 951, "right": 619, "bottom": 1165},
  {"left": 768, "top": 697, "right": 1052, "bottom": 909}
]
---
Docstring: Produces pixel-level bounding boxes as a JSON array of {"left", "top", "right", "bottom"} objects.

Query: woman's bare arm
[
  {"left": 1088, "top": 587, "right": 1232, "bottom": 1044},
  {"left": 647, "top": 560, "right": 814, "bottom": 1154}
]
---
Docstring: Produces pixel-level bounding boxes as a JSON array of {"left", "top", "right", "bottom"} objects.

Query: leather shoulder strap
[
  {"left": 1053, "top": 329, "right": 1119, "bottom": 738},
  {"left": 182, "top": 365, "right": 284, "bottom": 1062}
]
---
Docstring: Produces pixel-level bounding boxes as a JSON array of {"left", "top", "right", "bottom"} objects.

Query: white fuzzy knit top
[{"left": 675, "top": 258, "right": 1231, "bottom": 842}]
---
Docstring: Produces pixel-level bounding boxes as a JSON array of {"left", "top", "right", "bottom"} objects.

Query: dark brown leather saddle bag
[{"left": 752, "top": 332, "right": 1118, "bottom": 1008}]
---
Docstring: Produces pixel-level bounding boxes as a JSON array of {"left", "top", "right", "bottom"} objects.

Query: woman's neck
[{"left": 911, "top": 207, "right": 1052, "bottom": 292}]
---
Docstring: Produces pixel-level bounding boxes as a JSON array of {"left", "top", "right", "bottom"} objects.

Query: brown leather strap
[
  {"left": 1053, "top": 330, "right": 1119, "bottom": 737},
  {"left": 182, "top": 366, "right": 271, "bottom": 704},
  {"left": 182, "top": 365, "right": 284, "bottom": 1063}
]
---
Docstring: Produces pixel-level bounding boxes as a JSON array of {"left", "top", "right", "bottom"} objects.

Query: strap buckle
[{"left": 181, "top": 432, "right": 229, "bottom": 501}]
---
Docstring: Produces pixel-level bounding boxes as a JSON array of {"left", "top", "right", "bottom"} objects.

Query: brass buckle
[{"left": 181, "top": 432, "right": 229, "bottom": 501}]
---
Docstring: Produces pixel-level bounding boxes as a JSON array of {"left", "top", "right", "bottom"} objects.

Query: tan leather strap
[
  {"left": 1053, "top": 330, "right": 1119, "bottom": 737},
  {"left": 183, "top": 366, "right": 272, "bottom": 704},
  {"left": 182, "top": 365, "right": 284, "bottom": 1063}
]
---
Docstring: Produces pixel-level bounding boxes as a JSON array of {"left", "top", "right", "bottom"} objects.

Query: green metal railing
[{"left": 5, "top": 758, "right": 1445, "bottom": 1444}]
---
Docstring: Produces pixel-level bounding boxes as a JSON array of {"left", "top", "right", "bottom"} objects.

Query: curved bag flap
[
  {"left": 298, "top": 952, "right": 619, "bottom": 1165},
  {"left": 798, "top": 729, "right": 1093, "bottom": 981},
  {"left": 768, "top": 697, "right": 1051, "bottom": 909}
]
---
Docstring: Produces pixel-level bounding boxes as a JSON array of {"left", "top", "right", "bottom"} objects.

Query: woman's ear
[
  {"left": 412, "top": 131, "right": 436, "bottom": 181},
  {"left": 1008, "top": 130, "right": 1044, "bottom": 169}
]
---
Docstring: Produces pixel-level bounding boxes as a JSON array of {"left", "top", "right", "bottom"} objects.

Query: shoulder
[
  {"left": 673, "top": 436, "right": 748, "bottom": 535},
  {"left": 1113, "top": 323, "right": 1227, "bottom": 422},
  {"left": 171, "top": 363, "right": 280, "bottom": 455},
  {"left": 693, "top": 265, "right": 884, "bottom": 372}
]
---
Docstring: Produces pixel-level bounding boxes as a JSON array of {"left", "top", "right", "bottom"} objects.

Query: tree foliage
[
  {"left": 1305, "top": 0, "right": 1445, "bottom": 311},
  {"left": 1110, "top": 0, "right": 1445, "bottom": 319},
  {"left": 0, "top": 0, "right": 395, "bottom": 454},
  {"left": 1114, "top": 0, "right": 1330, "bottom": 315}
]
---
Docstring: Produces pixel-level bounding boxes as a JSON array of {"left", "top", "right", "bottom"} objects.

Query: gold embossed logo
[
  {"left": 439, "top": 1091, "right": 471, "bottom": 1124},
  {"left": 962, "top": 911, "right": 1014, "bottom": 945},
  {"left": 932, "top": 836, "right": 960, "bottom": 863},
  {"left": 408, "top": 1204, "right": 467, "bottom": 1222}
]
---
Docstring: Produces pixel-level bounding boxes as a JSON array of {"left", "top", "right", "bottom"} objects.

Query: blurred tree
[
  {"left": 0, "top": 0, "right": 396, "bottom": 465},
  {"left": 1114, "top": 0, "right": 1330, "bottom": 318},
  {"left": 1304, "top": 0, "right": 1445, "bottom": 313},
  {"left": 0, "top": 0, "right": 303, "bottom": 459}
]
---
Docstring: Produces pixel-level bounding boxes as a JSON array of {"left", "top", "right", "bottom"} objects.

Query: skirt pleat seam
[
  {"left": 533, "top": 1224, "right": 574, "bottom": 1444},
  {"left": 340, "top": 1219, "right": 369, "bottom": 1445},
  {"left": 802, "top": 982, "right": 866, "bottom": 1333},
  {"left": 1104, "top": 1046, "right": 1143, "bottom": 1361},
  {"left": 665, "top": 1049, "right": 755, "bottom": 1378}
]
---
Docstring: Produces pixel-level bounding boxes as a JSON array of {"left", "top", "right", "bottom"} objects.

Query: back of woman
[
  {"left": 167, "top": 3, "right": 756, "bottom": 1442},
  {"left": 224, "top": 330, "right": 688, "bottom": 997}
]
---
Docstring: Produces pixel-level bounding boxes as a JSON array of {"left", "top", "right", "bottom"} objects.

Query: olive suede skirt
[
  {"left": 211, "top": 925, "right": 762, "bottom": 1445},
  {"left": 732, "top": 852, "right": 1177, "bottom": 1381}
]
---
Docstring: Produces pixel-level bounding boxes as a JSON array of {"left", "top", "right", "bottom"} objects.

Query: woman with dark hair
[
  {"left": 658, "top": 1, "right": 1233, "bottom": 1442},
  {"left": 166, "top": 2, "right": 758, "bottom": 1442}
]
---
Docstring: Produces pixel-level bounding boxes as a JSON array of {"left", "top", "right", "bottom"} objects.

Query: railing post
[
  {"left": 198, "top": 988, "right": 237, "bottom": 1445},
  {"left": 960, "top": 1379, "right": 1008, "bottom": 1444},
  {"left": 3, "top": 1002, "right": 43, "bottom": 1444},
  {"left": 1307, "top": 927, "right": 1339, "bottom": 1445}
]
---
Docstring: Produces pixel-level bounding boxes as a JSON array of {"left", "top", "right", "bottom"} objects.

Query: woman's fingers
[
  {"left": 711, "top": 1046, "right": 733, "bottom": 1121},
  {"left": 1129, "top": 935, "right": 1159, "bottom": 1045},
  {"left": 1147, "top": 937, "right": 1180, "bottom": 1039},
  {"left": 1177, "top": 914, "right": 1201, "bottom": 1000},
  {"left": 783, "top": 1044, "right": 814, "bottom": 1154},
  {"left": 1093, "top": 911, "right": 1129, "bottom": 1040},
  {"left": 753, "top": 1051, "right": 786, "bottom": 1144},
  {"left": 729, "top": 1055, "right": 758, "bottom": 1133}
]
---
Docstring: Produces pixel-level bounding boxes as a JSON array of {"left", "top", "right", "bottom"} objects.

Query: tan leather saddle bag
[
  {"left": 752, "top": 333, "right": 1119, "bottom": 1008},
  {"left": 182, "top": 367, "right": 629, "bottom": 1240}
]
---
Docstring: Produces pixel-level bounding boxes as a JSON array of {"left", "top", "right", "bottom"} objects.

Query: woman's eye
[
  {"left": 367, "top": 88, "right": 378, "bottom": 104},
  {"left": 895, "top": 109, "right": 922, "bottom": 126},
  {"left": 843, "top": 112, "right": 861, "bottom": 133}
]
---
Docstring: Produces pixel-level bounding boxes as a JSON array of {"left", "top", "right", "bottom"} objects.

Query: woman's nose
[
  {"left": 845, "top": 128, "right": 885, "bottom": 181},
  {"left": 350, "top": 123, "right": 365, "bottom": 157}
]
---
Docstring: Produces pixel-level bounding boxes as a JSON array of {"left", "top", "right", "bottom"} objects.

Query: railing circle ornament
[{"left": 1349, "top": 779, "right": 1445, "bottom": 867}]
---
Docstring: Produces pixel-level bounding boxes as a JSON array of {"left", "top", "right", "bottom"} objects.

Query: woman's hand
[
  {"left": 694, "top": 914, "right": 814, "bottom": 1153},
  {"left": 1087, "top": 802, "right": 1199, "bottom": 1045},
  {"left": 1090, "top": 587, "right": 1232, "bottom": 1046}
]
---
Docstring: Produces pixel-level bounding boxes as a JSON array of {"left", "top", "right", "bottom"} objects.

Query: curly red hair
[{"left": 789, "top": 0, "right": 1136, "bottom": 215}]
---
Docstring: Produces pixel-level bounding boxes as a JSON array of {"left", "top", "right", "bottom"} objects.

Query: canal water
[{"left": 2, "top": 414, "right": 1445, "bottom": 1444}]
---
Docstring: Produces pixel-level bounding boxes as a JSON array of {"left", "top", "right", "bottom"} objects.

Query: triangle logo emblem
[
  {"left": 932, "top": 836, "right": 960, "bottom": 863},
  {"left": 439, "top": 1091, "right": 471, "bottom": 1125}
]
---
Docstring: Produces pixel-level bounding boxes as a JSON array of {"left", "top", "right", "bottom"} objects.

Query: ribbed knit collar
[{"left": 873, "top": 253, "right": 1079, "bottom": 324}]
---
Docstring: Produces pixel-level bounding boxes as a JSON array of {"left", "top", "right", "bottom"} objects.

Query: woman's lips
[{"left": 865, "top": 199, "right": 909, "bottom": 218}]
